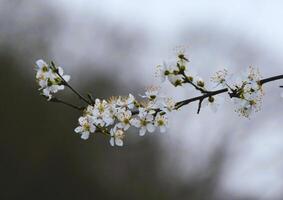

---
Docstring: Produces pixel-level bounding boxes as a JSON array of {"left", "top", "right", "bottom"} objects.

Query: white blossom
[
  {"left": 142, "top": 86, "right": 160, "bottom": 100},
  {"left": 109, "top": 126, "right": 125, "bottom": 147},
  {"left": 154, "top": 113, "right": 168, "bottom": 133},
  {"left": 116, "top": 94, "right": 135, "bottom": 109},
  {"left": 155, "top": 62, "right": 170, "bottom": 82},
  {"left": 231, "top": 67, "right": 264, "bottom": 117},
  {"left": 74, "top": 116, "right": 96, "bottom": 140},
  {"left": 131, "top": 108, "right": 155, "bottom": 136},
  {"left": 160, "top": 97, "right": 176, "bottom": 112},
  {"left": 211, "top": 69, "right": 228, "bottom": 86},
  {"left": 168, "top": 74, "right": 183, "bottom": 87},
  {"left": 156, "top": 61, "right": 183, "bottom": 86},
  {"left": 116, "top": 108, "right": 132, "bottom": 130},
  {"left": 35, "top": 59, "right": 70, "bottom": 100},
  {"left": 93, "top": 99, "right": 114, "bottom": 126}
]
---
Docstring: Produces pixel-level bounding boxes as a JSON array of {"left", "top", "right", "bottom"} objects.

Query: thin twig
[
  {"left": 197, "top": 98, "right": 204, "bottom": 114},
  {"left": 175, "top": 88, "right": 229, "bottom": 110},
  {"left": 180, "top": 71, "right": 210, "bottom": 93},
  {"left": 52, "top": 63, "right": 91, "bottom": 105},
  {"left": 49, "top": 97, "right": 84, "bottom": 111}
]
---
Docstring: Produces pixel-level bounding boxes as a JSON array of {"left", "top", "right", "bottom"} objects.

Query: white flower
[
  {"left": 131, "top": 108, "right": 155, "bottom": 136},
  {"left": 174, "top": 46, "right": 189, "bottom": 63},
  {"left": 211, "top": 69, "right": 228, "bottom": 86},
  {"left": 35, "top": 59, "right": 71, "bottom": 100},
  {"left": 110, "top": 126, "right": 125, "bottom": 147},
  {"left": 93, "top": 99, "right": 114, "bottom": 127},
  {"left": 84, "top": 105, "right": 94, "bottom": 115},
  {"left": 155, "top": 62, "right": 170, "bottom": 82},
  {"left": 116, "top": 108, "right": 132, "bottom": 130},
  {"left": 154, "top": 113, "right": 168, "bottom": 133},
  {"left": 225, "top": 66, "right": 264, "bottom": 118},
  {"left": 56, "top": 66, "right": 71, "bottom": 82},
  {"left": 233, "top": 98, "right": 259, "bottom": 118},
  {"left": 35, "top": 60, "right": 50, "bottom": 90},
  {"left": 74, "top": 116, "right": 96, "bottom": 140},
  {"left": 116, "top": 94, "right": 135, "bottom": 109},
  {"left": 160, "top": 97, "right": 176, "bottom": 112},
  {"left": 168, "top": 74, "right": 183, "bottom": 87},
  {"left": 42, "top": 85, "right": 65, "bottom": 100},
  {"left": 142, "top": 86, "right": 160, "bottom": 100}
]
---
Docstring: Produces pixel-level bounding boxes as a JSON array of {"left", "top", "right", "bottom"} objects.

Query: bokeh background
[{"left": 1, "top": 0, "right": 283, "bottom": 199}]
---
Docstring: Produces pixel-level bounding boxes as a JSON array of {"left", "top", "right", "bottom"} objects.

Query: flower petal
[
  {"left": 109, "top": 137, "right": 115, "bottom": 146},
  {"left": 146, "top": 123, "right": 155, "bottom": 133},
  {"left": 75, "top": 126, "right": 83, "bottom": 133},
  {"left": 81, "top": 132, "right": 89, "bottom": 140},
  {"left": 115, "top": 139, "right": 123, "bottom": 147},
  {"left": 139, "top": 128, "right": 146, "bottom": 136}
]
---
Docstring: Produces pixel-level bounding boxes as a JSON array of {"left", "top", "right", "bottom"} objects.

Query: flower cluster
[
  {"left": 156, "top": 52, "right": 206, "bottom": 91},
  {"left": 35, "top": 59, "right": 70, "bottom": 100},
  {"left": 74, "top": 87, "right": 175, "bottom": 147},
  {"left": 212, "top": 66, "right": 264, "bottom": 118}
]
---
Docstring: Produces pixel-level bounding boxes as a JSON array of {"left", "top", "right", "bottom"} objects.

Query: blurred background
[{"left": 1, "top": 0, "right": 283, "bottom": 199}]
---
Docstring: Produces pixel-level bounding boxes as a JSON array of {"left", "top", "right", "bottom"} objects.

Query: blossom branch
[
  {"left": 175, "top": 74, "right": 283, "bottom": 111},
  {"left": 34, "top": 56, "right": 283, "bottom": 147}
]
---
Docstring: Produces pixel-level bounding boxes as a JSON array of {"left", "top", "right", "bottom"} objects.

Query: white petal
[
  {"left": 116, "top": 123, "right": 123, "bottom": 129},
  {"left": 146, "top": 123, "right": 155, "bottom": 133},
  {"left": 146, "top": 114, "right": 154, "bottom": 121},
  {"left": 109, "top": 138, "right": 115, "bottom": 146},
  {"left": 160, "top": 126, "right": 166, "bottom": 133},
  {"left": 58, "top": 67, "right": 64, "bottom": 75},
  {"left": 139, "top": 128, "right": 146, "bottom": 136},
  {"left": 130, "top": 119, "right": 140, "bottom": 127},
  {"left": 90, "top": 125, "right": 96, "bottom": 133},
  {"left": 81, "top": 132, "right": 89, "bottom": 140},
  {"left": 74, "top": 126, "right": 83, "bottom": 133},
  {"left": 115, "top": 139, "right": 123, "bottom": 146},
  {"left": 124, "top": 124, "right": 130, "bottom": 131},
  {"left": 43, "top": 88, "right": 51, "bottom": 99},
  {"left": 63, "top": 75, "right": 70, "bottom": 82},
  {"left": 57, "top": 85, "right": 65, "bottom": 90},
  {"left": 78, "top": 117, "right": 85, "bottom": 124},
  {"left": 36, "top": 59, "right": 47, "bottom": 68}
]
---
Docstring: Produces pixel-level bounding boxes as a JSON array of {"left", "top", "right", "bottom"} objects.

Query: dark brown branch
[
  {"left": 259, "top": 75, "right": 283, "bottom": 85},
  {"left": 175, "top": 88, "right": 228, "bottom": 110},
  {"left": 51, "top": 62, "right": 92, "bottom": 105},
  {"left": 197, "top": 99, "right": 204, "bottom": 114},
  {"left": 49, "top": 97, "right": 84, "bottom": 111}
]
